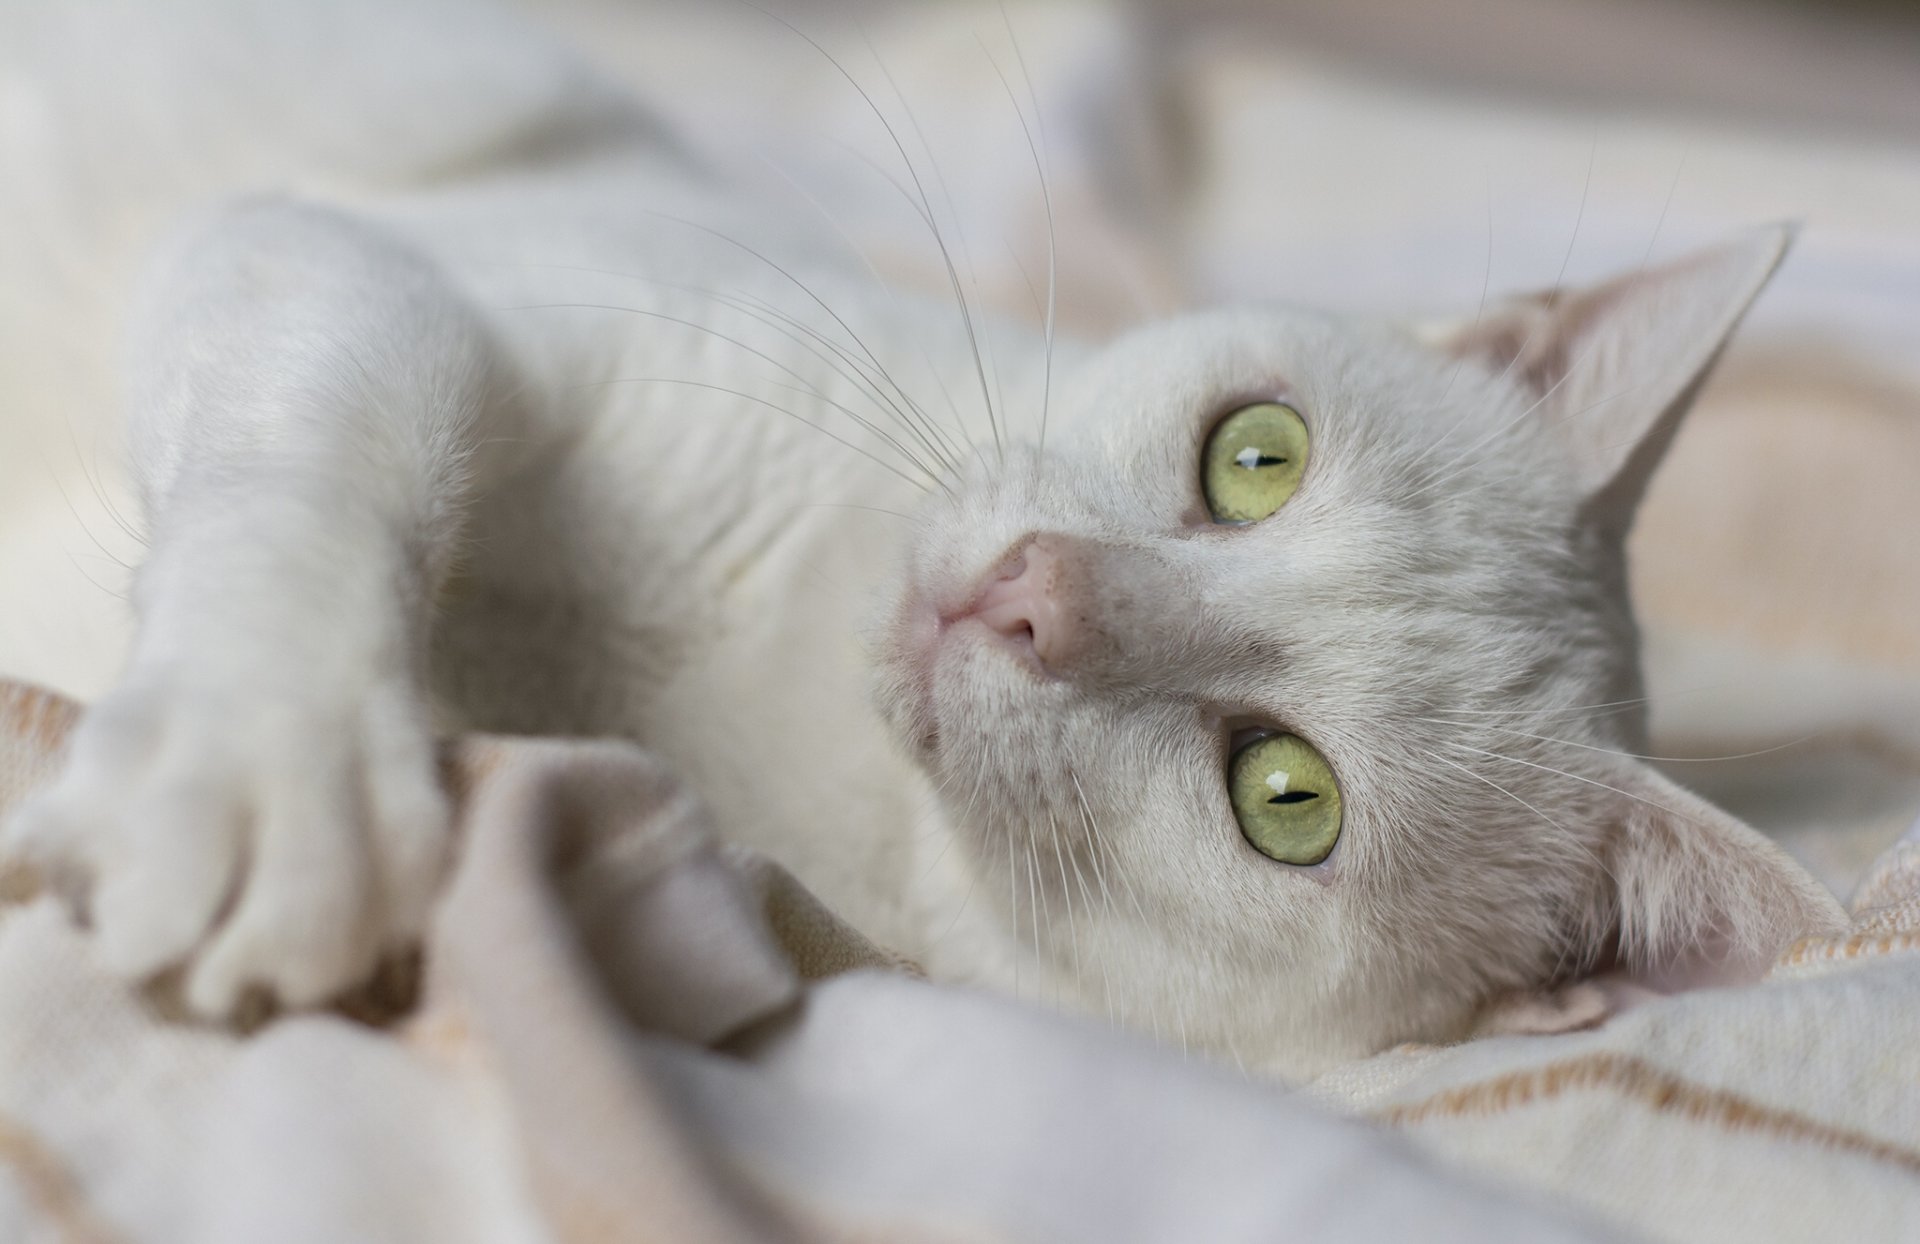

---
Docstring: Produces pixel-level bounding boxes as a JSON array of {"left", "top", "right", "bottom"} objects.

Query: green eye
[
  {"left": 1228, "top": 732, "right": 1342, "bottom": 865},
  {"left": 1201, "top": 402, "right": 1309, "bottom": 524}
]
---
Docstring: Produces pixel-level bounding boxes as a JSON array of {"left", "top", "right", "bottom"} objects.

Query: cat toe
[
  {"left": 185, "top": 773, "right": 385, "bottom": 1018},
  {"left": 91, "top": 787, "right": 245, "bottom": 979},
  {"left": 361, "top": 721, "right": 452, "bottom": 951}
]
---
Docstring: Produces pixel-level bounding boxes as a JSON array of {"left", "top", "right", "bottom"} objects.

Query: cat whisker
[
  {"left": 40, "top": 453, "right": 139, "bottom": 578},
  {"left": 685, "top": 284, "right": 958, "bottom": 480},
  {"left": 1422, "top": 686, "right": 1730, "bottom": 721},
  {"left": 1403, "top": 343, "right": 1639, "bottom": 506},
  {"left": 721, "top": 285, "right": 969, "bottom": 474},
  {"left": 1639, "top": 150, "right": 1690, "bottom": 274},
  {"left": 1075, "top": 771, "right": 1121, "bottom": 917},
  {"left": 759, "top": 373, "right": 956, "bottom": 487},
  {"left": 794, "top": 501, "right": 913, "bottom": 521},
  {"left": 1420, "top": 144, "right": 1694, "bottom": 501},
  {"left": 1404, "top": 138, "right": 1598, "bottom": 496},
  {"left": 1415, "top": 717, "right": 1824, "bottom": 764},
  {"left": 591, "top": 262, "right": 964, "bottom": 476},
  {"left": 1072, "top": 782, "right": 1124, "bottom": 938},
  {"left": 1428, "top": 691, "right": 1666, "bottom": 717},
  {"left": 754, "top": 4, "right": 1004, "bottom": 463},
  {"left": 1024, "top": 827, "right": 1050, "bottom": 1005},
  {"left": 1431, "top": 170, "right": 1496, "bottom": 415},
  {"left": 570, "top": 374, "right": 932, "bottom": 493},
  {"left": 526, "top": 299, "right": 945, "bottom": 487},
  {"left": 1009, "top": 815, "right": 1023, "bottom": 1002},
  {"left": 919, "top": 773, "right": 991, "bottom": 950},
  {"left": 1425, "top": 750, "right": 1621, "bottom": 885},
  {"left": 1005, "top": 242, "right": 1051, "bottom": 350},
  {"left": 1400, "top": 371, "right": 1648, "bottom": 511},
  {"left": 1223, "top": 1035, "right": 1251, "bottom": 1078},
  {"left": 983, "top": 12, "right": 1057, "bottom": 457},
  {"left": 1423, "top": 750, "right": 1624, "bottom": 980},
  {"left": 62, "top": 552, "right": 132, "bottom": 602},
  {"left": 1067, "top": 766, "right": 1136, "bottom": 1026},
  {"left": 627, "top": 217, "right": 974, "bottom": 474},
  {"left": 1443, "top": 739, "right": 1698, "bottom": 825},
  {"left": 1044, "top": 808, "right": 1085, "bottom": 1003},
  {"left": 939, "top": 863, "right": 981, "bottom": 947},
  {"left": 1056, "top": 810, "right": 1116, "bottom": 1026},
  {"left": 902, "top": 788, "right": 951, "bottom": 843},
  {"left": 819, "top": 135, "right": 941, "bottom": 233},
  {"left": 773, "top": 143, "right": 989, "bottom": 471},
  {"left": 857, "top": 29, "right": 1008, "bottom": 464},
  {"left": 60, "top": 425, "right": 148, "bottom": 550},
  {"left": 916, "top": 813, "right": 960, "bottom": 884},
  {"left": 1071, "top": 769, "right": 1152, "bottom": 935},
  {"left": 1491, "top": 134, "right": 1597, "bottom": 394},
  {"left": 1004, "top": 7, "right": 1057, "bottom": 461}
]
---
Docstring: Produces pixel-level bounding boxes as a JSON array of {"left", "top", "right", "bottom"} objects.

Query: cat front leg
[{"left": 6, "top": 197, "right": 513, "bottom": 1019}]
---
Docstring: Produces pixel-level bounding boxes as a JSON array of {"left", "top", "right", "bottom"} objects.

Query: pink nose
[{"left": 967, "top": 538, "right": 1070, "bottom": 665}]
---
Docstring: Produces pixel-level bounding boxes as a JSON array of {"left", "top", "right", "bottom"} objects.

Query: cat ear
[
  {"left": 1431, "top": 225, "right": 1794, "bottom": 532},
  {"left": 1592, "top": 764, "right": 1844, "bottom": 988},
  {"left": 1480, "top": 764, "right": 1845, "bottom": 1036}
]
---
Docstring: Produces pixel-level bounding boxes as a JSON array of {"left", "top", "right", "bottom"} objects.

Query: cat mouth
[
  {"left": 912, "top": 619, "right": 1051, "bottom": 762},
  {"left": 945, "top": 614, "right": 1045, "bottom": 670}
]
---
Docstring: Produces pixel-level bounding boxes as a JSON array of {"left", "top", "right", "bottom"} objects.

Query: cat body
[{"left": 4, "top": 0, "right": 1844, "bottom": 1077}]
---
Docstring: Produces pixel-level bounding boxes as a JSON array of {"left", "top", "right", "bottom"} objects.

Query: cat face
[{"left": 873, "top": 230, "right": 1845, "bottom": 1073}]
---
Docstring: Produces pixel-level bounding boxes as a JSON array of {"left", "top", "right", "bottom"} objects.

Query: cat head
[{"left": 872, "top": 227, "right": 1845, "bottom": 1074}]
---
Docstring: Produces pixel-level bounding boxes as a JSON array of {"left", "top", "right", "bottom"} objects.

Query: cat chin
[{"left": 911, "top": 631, "right": 1057, "bottom": 784}]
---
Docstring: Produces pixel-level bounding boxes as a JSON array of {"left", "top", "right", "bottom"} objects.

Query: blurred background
[{"left": 2, "top": 0, "right": 1915, "bottom": 892}]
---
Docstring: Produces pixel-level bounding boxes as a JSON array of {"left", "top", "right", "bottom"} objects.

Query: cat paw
[{"left": 3, "top": 672, "right": 448, "bottom": 1020}]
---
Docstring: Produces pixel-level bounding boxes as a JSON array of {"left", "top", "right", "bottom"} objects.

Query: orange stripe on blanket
[
  {"left": 0, "top": 682, "right": 80, "bottom": 756},
  {"left": 1776, "top": 930, "right": 1920, "bottom": 968},
  {"left": 0, "top": 1110, "right": 122, "bottom": 1244},
  {"left": 1375, "top": 1052, "right": 1920, "bottom": 1177}
]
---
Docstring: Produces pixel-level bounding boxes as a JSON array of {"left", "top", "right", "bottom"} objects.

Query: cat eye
[
  {"left": 1228, "top": 732, "right": 1342, "bottom": 865},
  {"left": 1201, "top": 402, "right": 1309, "bottom": 524}
]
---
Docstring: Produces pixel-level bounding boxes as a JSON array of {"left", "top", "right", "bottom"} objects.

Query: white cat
[{"left": 3, "top": 0, "right": 1844, "bottom": 1077}]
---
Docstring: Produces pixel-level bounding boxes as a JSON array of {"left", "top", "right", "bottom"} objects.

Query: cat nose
[{"left": 966, "top": 535, "right": 1074, "bottom": 667}]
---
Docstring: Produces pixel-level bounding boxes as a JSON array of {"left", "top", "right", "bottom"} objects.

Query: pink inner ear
[
  {"left": 1475, "top": 973, "right": 1666, "bottom": 1038},
  {"left": 1477, "top": 938, "right": 1779, "bottom": 1039},
  {"left": 1429, "top": 227, "right": 1796, "bottom": 528}
]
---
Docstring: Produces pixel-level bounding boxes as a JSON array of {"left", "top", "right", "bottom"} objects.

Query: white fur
[{"left": 3, "top": 0, "right": 1844, "bottom": 1074}]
